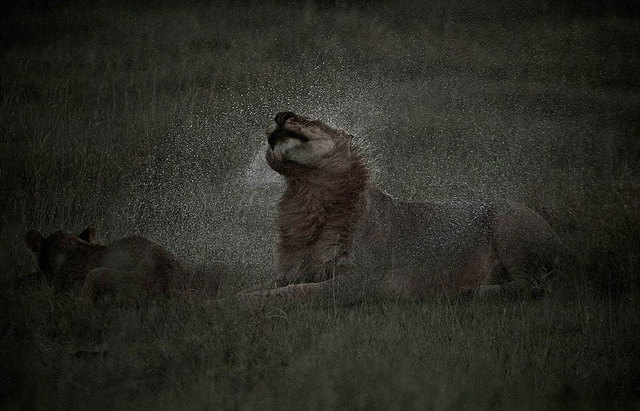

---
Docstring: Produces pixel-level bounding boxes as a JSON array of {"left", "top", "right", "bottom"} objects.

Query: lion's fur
[
  {"left": 25, "top": 227, "right": 219, "bottom": 302},
  {"left": 268, "top": 144, "right": 370, "bottom": 285},
  {"left": 248, "top": 112, "right": 561, "bottom": 305}
]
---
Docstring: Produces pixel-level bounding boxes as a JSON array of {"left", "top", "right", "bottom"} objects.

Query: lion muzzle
[{"left": 274, "top": 111, "right": 296, "bottom": 126}]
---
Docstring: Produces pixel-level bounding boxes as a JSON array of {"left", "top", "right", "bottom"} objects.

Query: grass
[
  {"left": 1, "top": 0, "right": 639, "bottom": 409},
  {"left": 2, "top": 287, "right": 639, "bottom": 409}
]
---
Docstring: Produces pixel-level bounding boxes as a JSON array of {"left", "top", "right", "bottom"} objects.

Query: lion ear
[
  {"left": 25, "top": 230, "right": 42, "bottom": 253},
  {"left": 78, "top": 226, "right": 96, "bottom": 243}
]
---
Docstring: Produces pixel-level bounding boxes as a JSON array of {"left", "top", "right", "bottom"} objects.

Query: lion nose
[{"left": 274, "top": 111, "right": 295, "bottom": 127}]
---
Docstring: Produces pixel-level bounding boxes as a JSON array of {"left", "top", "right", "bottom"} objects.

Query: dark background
[{"left": 1, "top": 1, "right": 639, "bottom": 408}]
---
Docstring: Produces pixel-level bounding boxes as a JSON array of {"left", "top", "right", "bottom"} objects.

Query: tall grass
[
  {"left": 2, "top": 287, "right": 639, "bottom": 409},
  {"left": 1, "top": 0, "right": 639, "bottom": 408}
]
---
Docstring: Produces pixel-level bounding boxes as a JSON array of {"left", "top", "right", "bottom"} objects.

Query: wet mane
[{"left": 275, "top": 143, "right": 370, "bottom": 284}]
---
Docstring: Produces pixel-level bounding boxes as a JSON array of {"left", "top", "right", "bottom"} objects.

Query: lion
[
  {"left": 24, "top": 226, "right": 219, "bottom": 302},
  {"left": 239, "top": 111, "right": 561, "bottom": 306}
]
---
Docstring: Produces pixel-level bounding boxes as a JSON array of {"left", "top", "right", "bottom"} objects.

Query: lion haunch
[{"left": 242, "top": 111, "right": 561, "bottom": 306}]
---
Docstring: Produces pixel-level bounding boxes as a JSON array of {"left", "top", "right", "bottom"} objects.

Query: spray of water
[{"left": 97, "top": 58, "right": 620, "bottom": 286}]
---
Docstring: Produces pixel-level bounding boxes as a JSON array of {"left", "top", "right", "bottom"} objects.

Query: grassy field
[{"left": 1, "top": 1, "right": 639, "bottom": 409}]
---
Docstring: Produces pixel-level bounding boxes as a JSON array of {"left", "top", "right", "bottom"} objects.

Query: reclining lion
[
  {"left": 25, "top": 227, "right": 218, "bottom": 302},
  {"left": 240, "top": 111, "right": 561, "bottom": 306}
]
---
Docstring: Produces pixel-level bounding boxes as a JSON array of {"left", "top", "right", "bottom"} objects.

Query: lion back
[{"left": 97, "top": 235, "right": 185, "bottom": 294}]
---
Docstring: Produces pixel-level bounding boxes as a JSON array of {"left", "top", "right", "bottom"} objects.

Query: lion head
[
  {"left": 265, "top": 111, "right": 355, "bottom": 175},
  {"left": 264, "top": 112, "right": 370, "bottom": 284},
  {"left": 25, "top": 226, "right": 96, "bottom": 283}
]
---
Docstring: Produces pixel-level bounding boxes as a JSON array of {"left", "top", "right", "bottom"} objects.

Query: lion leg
[
  {"left": 472, "top": 250, "right": 508, "bottom": 299},
  {"left": 475, "top": 251, "right": 545, "bottom": 300},
  {"left": 237, "top": 266, "right": 377, "bottom": 309},
  {"left": 490, "top": 201, "right": 561, "bottom": 299}
]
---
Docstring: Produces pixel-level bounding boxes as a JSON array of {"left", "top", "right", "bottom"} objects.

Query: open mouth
[{"left": 268, "top": 129, "right": 309, "bottom": 149}]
